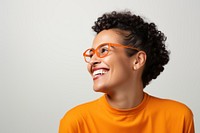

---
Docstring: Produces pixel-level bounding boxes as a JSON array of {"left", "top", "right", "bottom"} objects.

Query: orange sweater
[{"left": 59, "top": 93, "right": 194, "bottom": 133}]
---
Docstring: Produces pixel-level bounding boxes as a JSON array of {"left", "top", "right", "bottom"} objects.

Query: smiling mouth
[{"left": 92, "top": 69, "right": 109, "bottom": 79}]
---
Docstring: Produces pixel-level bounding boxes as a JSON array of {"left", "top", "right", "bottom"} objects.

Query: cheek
[
  {"left": 108, "top": 54, "right": 131, "bottom": 67},
  {"left": 104, "top": 57, "right": 128, "bottom": 73},
  {"left": 112, "top": 57, "right": 132, "bottom": 74}
]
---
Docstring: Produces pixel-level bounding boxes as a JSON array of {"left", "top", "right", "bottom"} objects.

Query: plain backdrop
[{"left": 0, "top": 0, "right": 199, "bottom": 132}]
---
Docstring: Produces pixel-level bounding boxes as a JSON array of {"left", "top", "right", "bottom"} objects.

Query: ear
[{"left": 132, "top": 51, "right": 147, "bottom": 70}]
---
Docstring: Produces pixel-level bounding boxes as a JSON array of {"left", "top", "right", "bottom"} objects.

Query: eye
[
  {"left": 85, "top": 49, "right": 94, "bottom": 58},
  {"left": 100, "top": 47, "right": 108, "bottom": 53},
  {"left": 99, "top": 46, "right": 108, "bottom": 54},
  {"left": 89, "top": 50, "right": 94, "bottom": 58}
]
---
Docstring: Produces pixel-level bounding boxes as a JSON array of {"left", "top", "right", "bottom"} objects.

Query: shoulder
[
  {"left": 61, "top": 98, "right": 99, "bottom": 123},
  {"left": 144, "top": 93, "right": 194, "bottom": 131},
  {"left": 147, "top": 94, "right": 193, "bottom": 118},
  {"left": 59, "top": 99, "right": 99, "bottom": 132}
]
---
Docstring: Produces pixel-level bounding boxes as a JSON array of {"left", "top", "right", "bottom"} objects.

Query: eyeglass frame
[{"left": 83, "top": 43, "right": 140, "bottom": 63}]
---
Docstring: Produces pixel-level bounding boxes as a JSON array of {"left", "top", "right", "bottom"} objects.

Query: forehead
[{"left": 92, "top": 29, "right": 124, "bottom": 48}]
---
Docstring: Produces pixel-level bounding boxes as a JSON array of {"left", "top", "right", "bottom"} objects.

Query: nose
[{"left": 89, "top": 54, "right": 101, "bottom": 66}]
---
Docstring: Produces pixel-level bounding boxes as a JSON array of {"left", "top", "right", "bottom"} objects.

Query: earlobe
[
  {"left": 132, "top": 65, "right": 137, "bottom": 70},
  {"left": 132, "top": 58, "right": 138, "bottom": 70}
]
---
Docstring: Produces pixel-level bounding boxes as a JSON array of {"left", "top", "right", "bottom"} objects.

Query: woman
[{"left": 59, "top": 11, "right": 194, "bottom": 133}]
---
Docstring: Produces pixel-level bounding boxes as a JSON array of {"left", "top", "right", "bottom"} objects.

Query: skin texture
[{"left": 87, "top": 29, "right": 147, "bottom": 109}]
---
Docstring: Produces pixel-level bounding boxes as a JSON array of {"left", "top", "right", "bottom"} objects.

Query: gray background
[{"left": 0, "top": 0, "right": 199, "bottom": 132}]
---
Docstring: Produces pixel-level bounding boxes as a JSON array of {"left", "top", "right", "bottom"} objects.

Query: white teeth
[{"left": 93, "top": 69, "right": 108, "bottom": 76}]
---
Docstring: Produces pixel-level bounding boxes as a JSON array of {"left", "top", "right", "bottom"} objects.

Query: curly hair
[{"left": 92, "top": 11, "right": 170, "bottom": 88}]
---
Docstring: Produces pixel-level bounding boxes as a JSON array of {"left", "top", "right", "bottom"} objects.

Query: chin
[
  {"left": 93, "top": 87, "right": 103, "bottom": 92},
  {"left": 93, "top": 86, "right": 107, "bottom": 93}
]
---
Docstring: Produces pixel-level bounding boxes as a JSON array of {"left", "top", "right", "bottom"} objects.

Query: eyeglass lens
[{"left": 84, "top": 44, "right": 110, "bottom": 62}]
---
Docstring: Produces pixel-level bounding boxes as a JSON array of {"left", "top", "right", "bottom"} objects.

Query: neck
[{"left": 105, "top": 84, "right": 144, "bottom": 109}]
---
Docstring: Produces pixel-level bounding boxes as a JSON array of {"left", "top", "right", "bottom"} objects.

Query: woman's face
[{"left": 87, "top": 29, "right": 135, "bottom": 93}]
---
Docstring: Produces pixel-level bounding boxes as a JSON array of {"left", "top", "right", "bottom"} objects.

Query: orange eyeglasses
[{"left": 83, "top": 43, "right": 140, "bottom": 63}]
